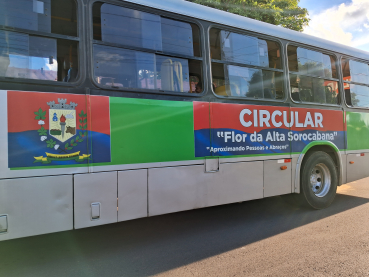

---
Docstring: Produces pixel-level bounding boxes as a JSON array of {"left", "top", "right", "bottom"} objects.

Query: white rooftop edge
[{"left": 122, "top": 0, "right": 369, "bottom": 61}]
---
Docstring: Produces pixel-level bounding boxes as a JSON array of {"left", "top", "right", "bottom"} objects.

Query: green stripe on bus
[{"left": 300, "top": 141, "right": 340, "bottom": 154}]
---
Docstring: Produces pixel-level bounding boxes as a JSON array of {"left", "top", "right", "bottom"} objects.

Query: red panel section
[
  {"left": 210, "top": 103, "right": 344, "bottom": 132},
  {"left": 193, "top": 101, "right": 210, "bottom": 130},
  {"left": 211, "top": 102, "right": 289, "bottom": 132},
  {"left": 8, "top": 91, "right": 86, "bottom": 133},
  {"left": 8, "top": 91, "right": 110, "bottom": 135},
  {"left": 90, "top": 95, "right": 110, "bottom": 135},
  {"left": 290, "top": 107, "right": 344, "bottom": 132}
]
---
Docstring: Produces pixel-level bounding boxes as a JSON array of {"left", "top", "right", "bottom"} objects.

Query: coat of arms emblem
[
  {"left": 33, "top": 98, "right": 90, "bottom": 164},
  {"left": 48, "top": 99, "right": 77, "bottom": 143}
]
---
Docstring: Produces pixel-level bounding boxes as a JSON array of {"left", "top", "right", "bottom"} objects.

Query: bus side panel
[
  {"left": 148, "top": 161, "right": 263, "bottom": 216},
  {"left": 207, "top": 103, "right": 294, "bottom": 195},
  {"left": 118, "top": 169, "right": 148, "bottom": 222},
  {"left": 346, "top": 154, "right": 369, "bottom": 182},
  {"left": 74, "top": 172, "right": 118, "bottom": 229},
  {"left": 346, "top": 111, "right": 369, "bottom": 182},
  {"left": 264, "top": 159, "right": 292, "bottom": 197},
  {"left": 0, "top": 175, "right": 73, "bottom": 241}
]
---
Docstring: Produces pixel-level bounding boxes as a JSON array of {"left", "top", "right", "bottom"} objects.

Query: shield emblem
[{"left": 49, "top": 109, "right": 77, "bottom": 142}]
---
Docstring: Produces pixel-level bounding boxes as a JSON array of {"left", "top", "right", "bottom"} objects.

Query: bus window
[
  {"left": 94, "top": 45, "right": 155, "bottom": 89},
  {"left": 93, "top": 3, "right": 201, "bottom": 58},
  {"left": 342, "top": 58, "right": 369, "bottom": 107},
  {"left": 0, "top": 0, "right": 77, "bottom": 37},
  {"left": 288, "top": 45, "right": 339, "bottom": 105},
  {"left": 156, "top": 56, "right": 190, "bottom": 92},
  {"left": 210, "top": 28, "right": 284, "bottom": 100},
  {"left": 210, "top": 28, "right": 281, "bottom": 69},
  {"left": 342, "top": 58, "right": 369, "bottom": 85},
  {"left": 211, "top": 63, "right": 284, "bottom": 99},
  {"left": 344, "top": 84, "right": 369, "bottom": 108},
  {"left": 0, "top": 30, "right": 78, "bottom": 82},
  {"left": 289, "top": 73, "right": 339, "bottom": 105},
  {"left": 92, "top": 3, "right": 202, "bottom": 94},
  {"left": 94, "top": 44, "right": 201, "bottom": 93},
  {"left": 0, "top": 0, "right": 79, "bottom": 83},
  {"left": 263, "top": 71, "right": 284, "bottom": 99},
  {"left": 288, "top": 46, "right": 337, "bottom": 79},
  {"left": 99, "top": 4, "right": 162, "bottom": 51},
  {"left": 161, "top": 18, "right": 194, "bottom": 56}
]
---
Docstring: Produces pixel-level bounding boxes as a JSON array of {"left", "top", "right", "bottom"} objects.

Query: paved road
[{"left": 1, "top": 179, "right": 369, "bottom": 277}]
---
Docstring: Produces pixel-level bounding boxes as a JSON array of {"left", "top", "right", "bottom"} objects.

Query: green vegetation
[{"left": 187, "top": 0, "right": 309, "bottom": 32}]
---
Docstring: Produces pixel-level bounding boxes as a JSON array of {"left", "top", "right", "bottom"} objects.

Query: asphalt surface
[{"left": 1, "top": 179, "right": 369, "bottom": 277}]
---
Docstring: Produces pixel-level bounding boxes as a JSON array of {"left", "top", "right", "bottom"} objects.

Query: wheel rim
[{"left": 309, "top": 163, "right": 331, "bottom": 197}]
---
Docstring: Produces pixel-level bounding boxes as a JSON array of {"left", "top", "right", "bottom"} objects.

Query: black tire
[
  {"left": 300, "top": 151, "right": 338, "bottom": 209},
  {"left": 282, "top": 151, "right": 338, "bottom": 209}
]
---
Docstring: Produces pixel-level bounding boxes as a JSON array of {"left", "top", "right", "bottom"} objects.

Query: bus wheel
[{"left": 300, "top": 151, "right": 338, "bottom": 209}]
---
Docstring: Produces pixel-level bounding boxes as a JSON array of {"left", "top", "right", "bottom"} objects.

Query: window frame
[
  {"left": 88, "top": 0, "right": 206, "bottom": 97},
  {"left": 340, "top": 55, "right": 369, "bottom": 109},
  {"left": 286, "top": 42, "right": 342, "bottom": 107},
  {"left": 0, "top": 0, "right": 84, "bottom": 87},
  {"left": 207, "top": 23, "right": 287, "bottom": 103}
]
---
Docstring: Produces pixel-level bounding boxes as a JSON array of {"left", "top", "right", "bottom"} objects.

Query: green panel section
[
  {"left": 346, "top": 111, "right": 369, "bottom": 150},
  {"left": 109, "top": 97, "right": 196, "bottom": 164}
]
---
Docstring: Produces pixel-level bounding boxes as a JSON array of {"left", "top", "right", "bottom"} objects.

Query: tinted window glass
[
  {"left": 341, "top": 58, "right": 350, "bottom": 82},
  {"left": 0, "top": 0, "right": 51, "bottom": 32},
  {"left": 290, "top": 74, "right": 339, "bottom": 104},
  {"left": 212, "top": 63, "right": 284, "bottom": 99},
  {"left": 212, "top": 62, "right": 226, "bottom": 93},
  {"left": 262, "top": 71, "right": 284, "bottom": 99},
  {"left": 342, "top": 58, "right": 369, "bottom": 107},
  {"left": 93, "top": 3, "right": 203, "bottom": 94},
  {"left": 288, "top": 46, "right": 337, "bottom": 79},
  {"left": 97, "top": 3, "right": 200, "bottom": 57},
  {"left": 210, "top": 28, "right": 281, "bottom": 69},
  {"left": 350, "top": 60, "right": 369, "bottom": 84},
  {"left": 345, "top": 84, "right": 369, "bottom": 108},
  {"left": 342, "top": 59, "right": 369, "bottom": 85},
  {"left": 221, "top": 31, "right": 265, "bottom": 66},
  {"left": 161, "top": 18, "right": 194, "bottom": 56},
  {"left": 227, "top": 65, "right": 263, "bottom": 97},
  {"left": 0, "top": 30, "right": 78, "bottom": 81},
  {"left": 93, "top": 44, "right": 194, "bottom": 93},
  {"left": 101, "top": 4, "right": 162, "bottom": 51},
  {"left": 156, "top": 55, "right": 190, "bottom": 92},
  {"left": 94, "top": 44, "right": 156, "bottom": 89},
  {"left": 0, "top": 0, "right": 77, "bottom": 37}
]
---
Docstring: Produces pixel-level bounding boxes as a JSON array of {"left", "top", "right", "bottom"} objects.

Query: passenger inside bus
[
  {"left": 195, "top": 83, "right": 202, "bottom": 93},
  {"left": 63, "top": 60, "right": 78, "bottom": 82},
  {"left": 189, "top": 75, "right": 203, "bottom": 93}
]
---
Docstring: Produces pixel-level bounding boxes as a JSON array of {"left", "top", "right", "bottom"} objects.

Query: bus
[{"left": 1, "top": 0, "right": 369, "bottom": 241}]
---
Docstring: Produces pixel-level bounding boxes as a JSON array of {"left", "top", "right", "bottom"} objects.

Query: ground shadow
[{"left": 1, "top": 193, "right": 368, "bottom": 277}]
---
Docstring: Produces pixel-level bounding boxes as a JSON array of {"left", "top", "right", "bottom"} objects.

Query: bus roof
[{"left": 123, "top": 0, "right": 369, "bottom": 61}]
